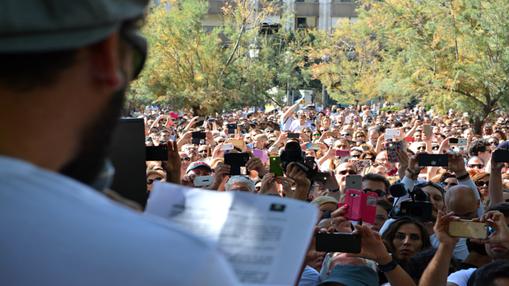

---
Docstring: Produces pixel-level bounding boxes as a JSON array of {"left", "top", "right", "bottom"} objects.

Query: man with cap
[{"left": 0, "top": 1, "right": 236, "bottom": 285}]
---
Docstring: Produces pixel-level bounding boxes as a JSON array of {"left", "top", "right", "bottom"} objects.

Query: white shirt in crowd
[
  {"left": 0, "top": 156, "right": 237, "bottom": 286},
  {"left": 447, "top": 268, "right": 476, "bottom": 286}
]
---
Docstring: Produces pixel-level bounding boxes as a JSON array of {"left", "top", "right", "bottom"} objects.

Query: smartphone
[
  {"left": 228, "top": 139, "right": 245, "bottom": 151},
  {"left": 227, "top": 123, "right": 237, "bottom": 134},
  {"left": 448, "top": 220, "right": 488, "bottom": 239},
  {"left": 458, "top": 138, "right": 468, "bottom": 146},
  {"left": 146, "top": 145, "right": 168, "bottom": 161},
  {"left": 449, "top": 138, "right": 459, "bottom": 144},
  {"left": 224, "top": 152, "right": 250, "bottom": 175},
  {"left": 398, "top": 201, "right": 434, "bottom": 222},
  {"left": 417, "top": 153, "right": 448, "bottom": 167},
  {"left": 385, "top": 128, "right": 401, "bottom": 141},
  {"left": 221, "top": 143, "right": 234, "bottom": 151},
  {"left": 315, "top": 232, "right": 361, "bottom": 253},
  {"left": 385, "top": 141, "right": 402, "bottom": 163},
  {"left": 306, "top": 142, "right": 320, "bottom": 151},
  {"left": 423, "top": 125, "right": 432, "bottom": 138},
  {"left": 343, "top": 189, "right": 364, "bottom": 221},
  {"left": 193, "top": 176, "right": 214, "bottom": 188},
  {"left": 192, "top": 131, "right": 206, "bottom": 145},
  {"left": 270, "top": 157, "right": 284, "bottom": 176},
  {"left": 352, "top": 159, "right": 371, "bottom": 171},
  {"left": 336, "top": 149, "right": 350, "bottom": 157},
  {"left": 493, "top": 149, "right": 509, "bottom": 163},
  {"left": 362, "top": 192, "right": 378, "bottom": 224},
  {"left": 312, "top": 172, "right": 329, "bottom": 184},
  {"left": 346, "top": 175, "right": 362, "bottom": 190},
  {"left": 288, "top": 133, "right": 300, "bottom": 139}
]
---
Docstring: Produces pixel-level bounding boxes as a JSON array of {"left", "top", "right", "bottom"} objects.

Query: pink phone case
[{"left": 362, "top": 192, "right": 378, "bottom": 224}]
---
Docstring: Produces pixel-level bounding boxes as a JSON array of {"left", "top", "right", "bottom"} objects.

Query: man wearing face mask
[{"left": 0, "top": 1, "right": 237, "bottom": 285}]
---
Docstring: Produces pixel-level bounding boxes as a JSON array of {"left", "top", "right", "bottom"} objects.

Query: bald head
[{"left": 445, "top": 185, "right": 479, "bottom": 219}]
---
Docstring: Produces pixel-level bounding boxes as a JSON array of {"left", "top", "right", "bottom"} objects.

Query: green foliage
[
  {"left": 310, "top": 0, "right": 509, "bottom": 122},
  {"left": 128, "top": 0, "right": 310, "bottom": 114}
]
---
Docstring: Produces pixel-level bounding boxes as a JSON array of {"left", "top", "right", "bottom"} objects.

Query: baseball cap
[
  {"left": 186, "top": 161, "right": 212, "bottom": 174},
  {"left": 0, "top": 0, "right": 148, "bottom": 52}
]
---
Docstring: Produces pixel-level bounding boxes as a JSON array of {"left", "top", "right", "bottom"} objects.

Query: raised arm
[
  {"left": 489, "top": 152, "right": 505, "bottom": 207},
  {"left": 419, "top": 211, "right": 459, "bottom": 286}
]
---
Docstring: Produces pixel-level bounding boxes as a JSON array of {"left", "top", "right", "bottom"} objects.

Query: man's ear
[{"left": 88, "top": 33, "right": 122, "bottom": 89}]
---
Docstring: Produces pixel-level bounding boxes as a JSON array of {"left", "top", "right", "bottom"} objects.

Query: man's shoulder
[{"left": 0, "top": 158, "right": 236, "bottom": 285}]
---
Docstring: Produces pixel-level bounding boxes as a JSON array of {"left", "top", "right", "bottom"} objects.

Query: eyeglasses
[
  {"left": 338, "top": 170, "right": 356, "bottom": 175},
  {"left": 147, "top": 177, "right": 163, "bottom": 185},
  {"left": 468, "top": 164, "right": 484, "bottom": 169},
  {"left": 120, "top": 21, "right": 147, "bottom": 80},
  {"left": 489, "top": 141, "right": 499, "bottom": 146},
  {"left": 432, "top": 146, "right": 439, "bottom": 150},
  {"left": 445, "top": 182, "right": 458, "bottom": 187},
  {"left": 351, "top": 154, "right": 361, "bottom": 158},
  {"left": 363, "top": 188, "right": 386, "bottom": 197},
  {"left": 417, "top": 146, "right": 426, "bottom": 151},
  {"left": 475, "top": 181, "right": 489, "bottom": 187},
  {"left": 181, "top": 157, "right": 191, "bottom": 162}
]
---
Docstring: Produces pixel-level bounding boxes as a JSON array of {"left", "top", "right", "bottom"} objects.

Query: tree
[
  {"left": 128, "top": 0, "right": 307, "bottom": 114},
  {"left": 310, "top": 0, "right": 509, "bottom": 130}
]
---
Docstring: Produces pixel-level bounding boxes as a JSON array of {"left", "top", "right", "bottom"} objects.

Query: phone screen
[
  {"left": 417, "top": 153, "right": 448, "bottom": 167},
  {"left": 146, "top": 145, "right": 168, "bottom": 161},
  {"left": 224, "top": 153, "right": 250, "bottom": 175},
  {"left": 288, "top": 133, "right": 300, "bottom": 139},
  {"left": 315, "top": 233, "right": 361, "bottom": 253}
]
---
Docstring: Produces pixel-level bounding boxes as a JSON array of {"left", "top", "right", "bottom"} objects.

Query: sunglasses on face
[
  {"left": 475, "top": 181, "right": 489, "bottom": 187},
  {"left": 147, "top": 177, "right": 163, "bottom": 185},
  {"left": 181, "top": 157, "right": 191, "bottom": 161},
  {"left": 445, "top": 182, "right": 458, "bottom": 187},
  {"left": 489, "top": 141, "right": 499, "bottom": 146},
  {"left": 338, "top": 170, "right": 356, "bottom": 175},
  {"left": 468, "top": 164, "right": 484, "bottom": 169},
  {"left": 417, "top": 146, "right": 426, "bottom": 151}
]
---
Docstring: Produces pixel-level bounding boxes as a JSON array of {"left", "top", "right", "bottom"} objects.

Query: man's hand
[
  {"left": 329, "top": 205, "right": 349, "bottom": 232},
  {"left": 259, "top": 173, "right": 278, "bottom": 195},
  {"left": 448, "top": 153, "right": 468, "bottom": 177},
  {"left": 348, "top": 224, "right": 392, "bottom": 265},
  {"left": 246, "top": 157, "right": 267, "bottom": 178},
  {"left": 211, "top": 163, "right": 230, "bottom": 190},
  {"left": 285, "top": 162, "right": 311, "bottom": 200},
  {"left": 483, "top": 211, "right": 509, "bottom": 249},
  {"left": 166, "top": 141, "right": 181, "bottom": 184},
  {"left": 434, "top": 211, "right": 460, "bottom": 246}
]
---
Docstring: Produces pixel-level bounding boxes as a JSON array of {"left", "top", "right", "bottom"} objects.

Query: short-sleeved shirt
[
  {"left": 0, "top": 156, "right": 237, "bottom": 285},
  {"left": 447, "top": 268, "right": 476, "bottom": 286}
]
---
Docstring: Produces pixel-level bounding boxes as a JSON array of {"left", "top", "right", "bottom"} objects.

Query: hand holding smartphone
[{"left": 448, "top": 220, "right": 488, "bottom": 239}]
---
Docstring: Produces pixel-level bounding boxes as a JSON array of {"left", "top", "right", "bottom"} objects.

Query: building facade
[{"left": 204, "top": 0, "right": 358, "bottom": 32}]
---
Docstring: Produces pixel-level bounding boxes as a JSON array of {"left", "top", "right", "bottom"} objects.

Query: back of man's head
[
  {"left": 0, "top": 0, "right": 148, "bottom": 184},
  {"left": 445, "top": 185, "right": 479, "bottom": 219}
]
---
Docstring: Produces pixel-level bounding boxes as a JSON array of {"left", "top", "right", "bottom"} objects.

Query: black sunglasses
[
  {"left": 363, "top": 188, "right": 386, "bottom": 197},
  {"left": 147, "top": 177, "right": 163, "bottom": 185},
  {"left": 120, "top": 22, "right": 147, "bottom": 80},
  {"left": 338, "top": 170, "right": 356, "bottom": 175}
]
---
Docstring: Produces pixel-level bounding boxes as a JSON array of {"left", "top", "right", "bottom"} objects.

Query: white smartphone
[{"left": 193, "top": 176, "right": 214, "bottom": 188}]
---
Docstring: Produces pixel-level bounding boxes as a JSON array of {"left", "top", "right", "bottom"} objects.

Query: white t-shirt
[
  {"left": 0, "top": 156, "right": 237, "bottom": 286},
  {"left": 281, "top": 114, "right": 295, "bottom": 131},
  {"left": 447, "top": 268, "right": 476, "bottom": 286}
]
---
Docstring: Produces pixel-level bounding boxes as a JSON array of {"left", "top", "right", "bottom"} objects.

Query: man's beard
[{"left": 59, "top": 88, "right": 125, "bottom": 187}]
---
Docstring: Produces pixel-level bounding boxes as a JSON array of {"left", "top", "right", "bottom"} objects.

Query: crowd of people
[
  {"left": 3, "top": 0, "right": 509, "bottom": 285},
  {"left": 139, "top": 101, "right": 509, "bottom": 286}
]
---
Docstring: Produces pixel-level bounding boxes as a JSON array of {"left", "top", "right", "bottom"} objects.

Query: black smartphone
[
  {"left": 398, "top": 201, "right": 434, "bottom": 222},
  {"left": 224, "top": 152, "right": 250, "bottom": 175},
  {"left": 227, "top": 123, "right": 237, "bottom": 134},
  {"left": 311, "top": 172, "right": 329, "bottom": 184},
  {"left": 493, "top": 149, "right": 509, "bottom": 163},
  {"left": 449, "top": 138, "right": 459, "bottom": 144},
  {"left": 146, "top": 145, "right": 168, "bottom": 161},
  {"left": 315, "top": 232, "right": 361, "bottom": 253},
  {"left": 417, "top": 153, "right": 448, "bottom": 167},
  {"left": 288, "top": 133, "right": 300, "bottom": 139},
  {"left": 192, "top": 131, "right": 206, "bottom": 145}
]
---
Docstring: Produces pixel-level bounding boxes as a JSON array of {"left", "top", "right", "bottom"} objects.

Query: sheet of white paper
[{"left": 146, "top": 182, "right": 318, "bottom": 286}]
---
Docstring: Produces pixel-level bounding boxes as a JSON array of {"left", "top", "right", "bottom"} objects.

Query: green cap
[{"left": 0, "top": 0, "right": 149, "bottom": 52}]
